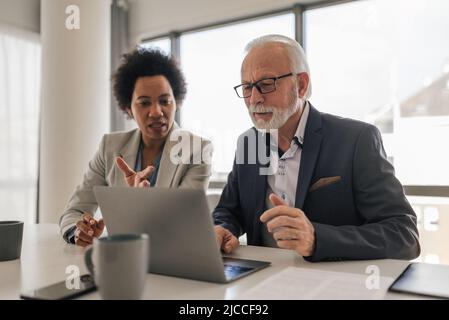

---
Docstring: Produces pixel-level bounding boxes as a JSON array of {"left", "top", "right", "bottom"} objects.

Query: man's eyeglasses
[{"left": 233, "top": 73, "right": 293, "bottom": 98}]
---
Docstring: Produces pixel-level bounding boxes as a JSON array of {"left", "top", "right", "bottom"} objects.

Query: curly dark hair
[{"left": 112, "top": 47, "right": 187, "bottom": 113}]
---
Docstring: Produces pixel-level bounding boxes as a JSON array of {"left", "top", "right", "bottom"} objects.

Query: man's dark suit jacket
[{"left": 213, "top": 104, "right": 420, "bottom": 262}]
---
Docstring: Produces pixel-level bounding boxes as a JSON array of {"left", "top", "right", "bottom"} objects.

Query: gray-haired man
[{"left": 213, "top": 35, "right": 420, "bottom": 262}]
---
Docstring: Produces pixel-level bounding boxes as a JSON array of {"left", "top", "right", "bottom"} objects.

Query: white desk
[{"left": 0, "top": 223, "right": 427, "bottom": 300}]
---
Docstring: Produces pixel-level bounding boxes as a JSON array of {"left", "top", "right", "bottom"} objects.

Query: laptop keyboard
[{"left": 224, "top": 264, "right": 253, "bottom": 280}]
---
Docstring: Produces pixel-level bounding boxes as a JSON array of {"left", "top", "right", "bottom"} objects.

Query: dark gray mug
[
  {"left": 0, "top": 221, "right": 24, "bottom": 262},
  {"left": 84, "top": 233, "right": 149, "bottom": 299}
]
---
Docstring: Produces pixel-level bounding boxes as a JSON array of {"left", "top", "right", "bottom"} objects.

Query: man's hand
[
  {"left": 260, "top": 193, "right": 316, "bottom": 257},
  {"left": 74, "top": 212, "right": 105, "bottom": 247},
  {"left": 115, "top": 156, "right": 154, "bottom": 188},
  {"left": 214, "top": 225, "right": 239, "bottom": 254}
]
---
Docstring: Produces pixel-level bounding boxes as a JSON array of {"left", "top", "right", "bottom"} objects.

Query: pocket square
[{"left": 309, "top": 176, "right": 342, "bottom": 192}]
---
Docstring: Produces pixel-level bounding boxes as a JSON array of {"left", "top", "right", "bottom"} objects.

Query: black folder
[{"left": 389, "top": 262, "right": 449, "bottom": 299}]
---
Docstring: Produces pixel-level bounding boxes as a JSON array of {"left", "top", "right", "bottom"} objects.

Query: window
[
  {"left": 0, "top": 28, "right": 41, "bottom": 224},
  {"left": 409, "top": 195, "right": 449, "bottom": 264},
  {"left": 180, "top": 13, "right": 295, "bottom": 179},
  {"left": 305, "top": 0, "right": 449, "bottom": 186},
  {"left": 305, "top": 0, "right": 449, "bottom": 264}
]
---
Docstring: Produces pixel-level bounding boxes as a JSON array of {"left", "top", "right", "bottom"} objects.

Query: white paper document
[{"left": 237, "top": 267, "right": 394, "bottom": 300}]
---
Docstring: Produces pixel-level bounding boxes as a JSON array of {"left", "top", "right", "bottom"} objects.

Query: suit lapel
[
  {"left": 154, "top": 122, "right": 180, "bottom": 188},
  {"left": 295, "top": 104, "right": 323, "bottom": 209}
]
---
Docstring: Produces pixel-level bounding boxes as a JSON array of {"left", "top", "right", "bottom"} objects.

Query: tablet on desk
[{"left": 389, "top": 262, "right": 449, "bottom": 299}]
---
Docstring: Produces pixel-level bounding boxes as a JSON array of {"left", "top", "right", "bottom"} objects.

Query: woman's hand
[
  {"left": 115, "top": 156, "right": 155, "bottom": 187},
  {"left": 74, "top": 213, "right": 105, "bottom": 247}
]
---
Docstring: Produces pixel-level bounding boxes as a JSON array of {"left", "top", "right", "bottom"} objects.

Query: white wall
[
  {"left": 129, "top": 0, "right": 316, "bottom": 43},
  {"left": 0, "top": 0, "right": 40, "bottom": 33}
]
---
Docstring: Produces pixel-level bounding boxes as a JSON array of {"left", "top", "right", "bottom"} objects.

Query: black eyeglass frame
[{"left": 233, "top": 72, "right": 294, "bottom": 98}]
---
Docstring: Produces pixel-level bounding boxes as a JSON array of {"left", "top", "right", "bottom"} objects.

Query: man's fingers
[
  {"left": 222, "top": 228, "right": 239, "bottom": 253},
  {"left": 223, "top": 236, "right": 239, "bottom": 254},
  {"left": 269, "top": 193, "right": 287, "bottom": 207},
  {"left": 214, "top": 226, "right": 225, "bottom": 246},
  {"left": 214, "top": 226, "right": 233, "bottom": 251},
  {"left": 214, "top": 225, "right": 226, "bottom": 236},
  {"left": 115, "top": 157, "right": 135, "bottom": 177},
  {"left": 266, "top": 216, "right": 301, "bottom": 233},
  {"left": 260, "top": 193, "right": 303, "bottom": 223},
  {"left": 272, "top": 227, "right": 300, "bottom": 241},
  {"left": 276, "top": 239, "right": 298, "bottom": 250},
  {"left": 260, "top": 206, "right": 302, "bottom": 223},
  {"left": 223, "top": 242, "right": 232, "bottom": 253}
]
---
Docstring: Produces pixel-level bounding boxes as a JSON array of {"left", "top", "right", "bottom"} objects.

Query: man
[{"left": 213, "top": 34, "right": 420, "bottom": 262}]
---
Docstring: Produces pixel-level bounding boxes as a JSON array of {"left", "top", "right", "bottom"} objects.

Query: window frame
[{"left": 137, "top": 0, "right": 449, "bottom": 195}]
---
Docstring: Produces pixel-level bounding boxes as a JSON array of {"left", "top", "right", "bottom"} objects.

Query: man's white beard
[{"left": 248, "top": 90, "right": 303, "bottom": 130}]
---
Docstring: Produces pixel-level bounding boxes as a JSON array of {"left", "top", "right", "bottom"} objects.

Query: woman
[{"left": 59, "top": 48, "right": 212, "bottom": 246}]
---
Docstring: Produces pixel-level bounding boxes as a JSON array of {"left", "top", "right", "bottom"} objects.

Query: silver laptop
[{"left": 93, "top": 186, "right": 270, "bottom": 283}]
